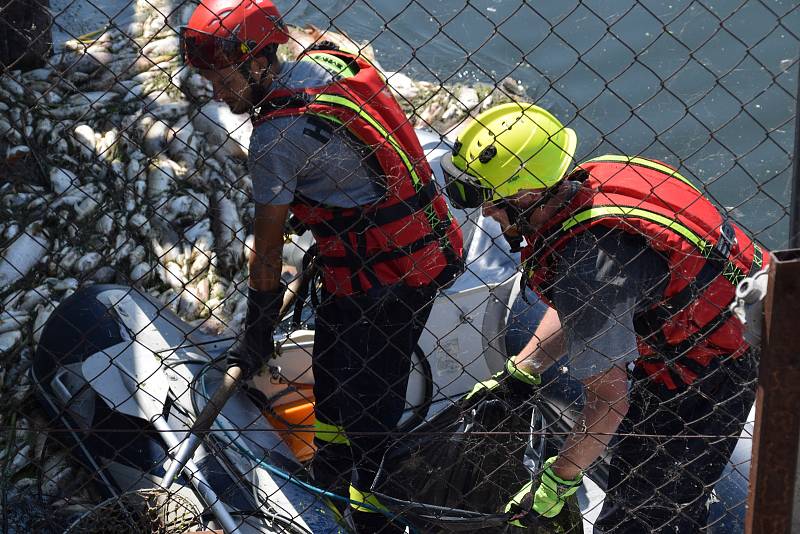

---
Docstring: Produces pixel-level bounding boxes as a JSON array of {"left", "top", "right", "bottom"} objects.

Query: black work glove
[{"left": 227, "top": 287, "right": 285, "bottom": 379}]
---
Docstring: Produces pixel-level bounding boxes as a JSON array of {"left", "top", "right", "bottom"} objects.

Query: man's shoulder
[
  {"left": 251, "top": 113, "right": 313, "bottom": 149},
  {"left": 277, "top": 59, "right": 335, "bottom": 90},
  {"left": 551, "top": 227, "right": 657, "bottom": 278},
  {"left": 559, "top": 226, "right": 648, "bottom": 258}
]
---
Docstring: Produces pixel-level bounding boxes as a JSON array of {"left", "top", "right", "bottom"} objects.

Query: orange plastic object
[{"left": 265, "top": 397, "right": 317, "bottom": 463}]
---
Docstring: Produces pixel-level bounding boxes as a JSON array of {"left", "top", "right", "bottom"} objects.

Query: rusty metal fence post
[
  {"left": 789, "top": 72, "right": 800, "bottom": 251},
  {"left": 746, "top": 249, "right": 800, "bottom": 534},
  {"left": 746, "top": 58, "right": 800, "bottom": 534}
]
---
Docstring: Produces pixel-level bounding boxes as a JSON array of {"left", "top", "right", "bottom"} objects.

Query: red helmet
[{"left": 181, "top": 0, "right": 289, "bottom": 69}]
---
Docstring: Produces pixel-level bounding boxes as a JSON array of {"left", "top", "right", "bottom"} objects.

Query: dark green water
[
  {"left": 279, "top": 0, "right": 799, "bottom": 249},
  {"left": 49, "top": 0, "right": 799, "bottom": 247}
]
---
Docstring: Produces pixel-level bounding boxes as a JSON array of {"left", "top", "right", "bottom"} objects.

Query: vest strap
[
  {"left": 306, "top": 181, "right": 438, "bottom": 238},
  {"left": 321, "top": 232, "right": 439, "bottom": 268},
  {"left": 638, "top": 243, "right": 763, "bottom": 358},
  {"left": 633, "top": 220, "right": 737, "bottom": 339}
]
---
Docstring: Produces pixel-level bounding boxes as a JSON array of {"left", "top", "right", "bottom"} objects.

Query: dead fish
[
  {"left": 211, "top": 192, "right": 245, "bottom": 274},
  {"left": 74, "top": 252, "right": 102, "bottom": 274},
  {"left": 0, "top": 331, "right": 22, "bottom": 353},
  {"left": 146, "top": 157, "right": 179, "bottom": 199},
  {"left": 130, "top": 262, "right": 154, "bottom": 283},
  {"left": 0, "top": 311, "right": 30, "bottom": 334},
  {"left": 0, "top": 228, "right": 50, "bottom": 289},
  {"left": 31, "top": 302, "right": 56, "bottom": 345}
]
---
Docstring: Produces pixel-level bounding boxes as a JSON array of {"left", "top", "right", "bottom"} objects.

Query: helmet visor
[
  {"left": 441, "top": 152, "right": 493, "bottom": 209},
  {"left": 180, "top": 27, "right": 245, "bottom": 69}
]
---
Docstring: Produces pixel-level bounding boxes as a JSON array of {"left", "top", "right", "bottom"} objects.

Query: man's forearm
[
  {"left": 248, "top": 247, "right": 283, "bottom": 291},
  {"left": 248, "top": 203, "right": 290, "bottom": 292},
  {"left": 513, "top": 306, "right": 565, "bottom": 375},
  {"left": 553, "top": 398, "right": 624, "bottom": 480},
  {"left": 552, "top": 366, "right": 629, "bottom": 481}
]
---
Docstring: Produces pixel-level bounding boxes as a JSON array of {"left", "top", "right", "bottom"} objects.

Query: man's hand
[
  {"left": 505, "top": 456, "right": 583, "bottom": 526},
  {"left": 227, "top": 287, "right": 284, "bottom": 379},
  {"left": 465, "top": 359, "right": 541, "bottom": 402}
]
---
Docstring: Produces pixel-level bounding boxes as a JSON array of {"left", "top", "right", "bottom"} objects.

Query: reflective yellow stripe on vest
[
  {"left": 310, "top": 92, "right": 452, "bottom": 247},
  {"left": 583, "top": 155, "right": 700, "bottom": 192},
  {"left": 562, "top": 206, "right": 761, "bottom": 288},
  {"left": 312, "top": 93, "right": 423, "bottom": 187},
  {"left": 349, "top": 485, "right": 387, "bottom": 513},
  {"left": 314, "top": 420, "right": 350, "bottom": 445},
  {"left": 300, "top": 52, "right": 358, "bottom": 79},
  {"left": 309, "top": 112, "right": 344, "bottom": 127},
  {"left": 721, "top": 243, "right": 762, "bottom": 286}
]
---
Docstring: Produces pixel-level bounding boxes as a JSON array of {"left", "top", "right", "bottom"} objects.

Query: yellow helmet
[{"left": 442, "top": 103, "right": 577, "bottom": 207}]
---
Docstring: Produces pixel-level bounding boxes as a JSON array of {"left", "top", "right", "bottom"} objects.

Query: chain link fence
[{"left": 0, "top": 0, "right": 797, "bottom": 532}]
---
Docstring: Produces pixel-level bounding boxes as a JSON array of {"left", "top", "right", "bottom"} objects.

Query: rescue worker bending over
[
  {"left": 181, "top": 1, "right": 464, "bottom": 532},
  {"left": 441, "top": 103, "right": 764, "bottom": 533}
]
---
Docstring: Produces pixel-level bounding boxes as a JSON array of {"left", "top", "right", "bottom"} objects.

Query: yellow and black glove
[
  {"left": 505, "top": 456, "right": 583, "bottom": 527},
  {"left": 465, "top": 359, "right": 541, "bottom": 403}
]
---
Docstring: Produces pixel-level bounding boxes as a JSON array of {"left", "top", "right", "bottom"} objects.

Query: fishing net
[
  {"left": 64, "top": 489, "right": 202, "bottom": 534},
  {"left": 373, "top": 392, "right": 582, "bottom": 533}
]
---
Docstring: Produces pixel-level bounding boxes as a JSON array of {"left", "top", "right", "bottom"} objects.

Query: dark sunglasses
[
  {"left": 440, "top": 152, "right": 493, "bottom": 209},
  {"left": 180, "top": 27, "right": 248, "bottom": 70}
]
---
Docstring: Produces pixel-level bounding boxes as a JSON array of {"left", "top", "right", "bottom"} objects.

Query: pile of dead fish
[{"left": 0, "top": 0, "right": 528, "bottom": 526}]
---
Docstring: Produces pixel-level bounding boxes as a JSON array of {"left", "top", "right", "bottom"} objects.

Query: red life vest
[
  {"left": 254, "top": 48, "right": 464, "bottom": 296},
  {"left": 520, "top": 155, "right": 767, "bottom": 389}
]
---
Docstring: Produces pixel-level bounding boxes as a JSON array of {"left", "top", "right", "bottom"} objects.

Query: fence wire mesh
[{"left": 0, "top": 0, "right": 798, "bottom": 532}]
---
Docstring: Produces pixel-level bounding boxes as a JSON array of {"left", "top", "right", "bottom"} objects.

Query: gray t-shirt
[
  {"left": 547, "top": 226, "right": 670, "bottom": 381},
  {"left": 248, "top": 60, "right": 385, "bottom": 207}
]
